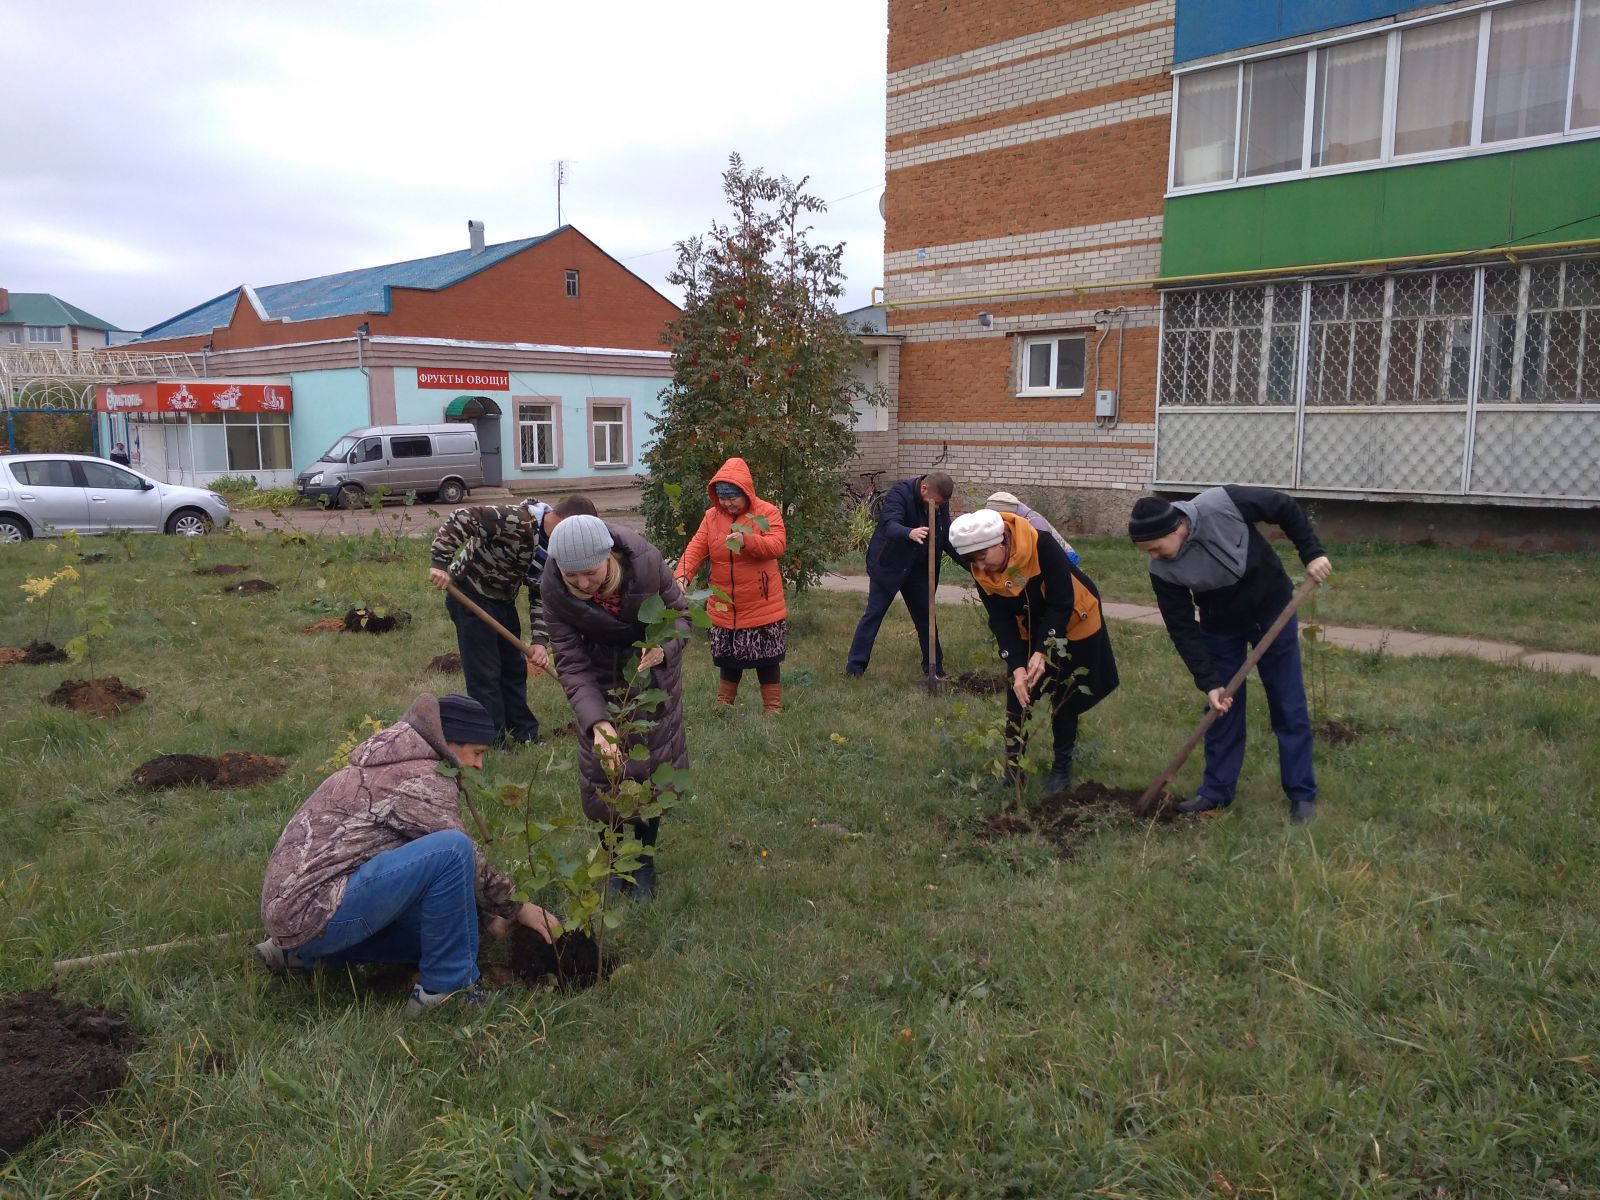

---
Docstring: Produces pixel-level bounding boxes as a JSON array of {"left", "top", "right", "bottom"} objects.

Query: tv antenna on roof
[{"left": 553, "top": 160, "right": 571, "bottom": 226}]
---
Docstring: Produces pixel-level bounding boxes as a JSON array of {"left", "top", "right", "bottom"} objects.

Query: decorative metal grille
[
  {"left": 1479, "top": 260, "right": 1600, "bottom": 404},
  {"left": 1159, "top": 284, "right": 1296, "bottom": 406}
]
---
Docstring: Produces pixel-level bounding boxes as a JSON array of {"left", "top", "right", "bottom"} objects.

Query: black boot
[
  {"left": 630, "top": 857, "right": 657, "bottom": 901},
  {"left": 1041, "top": 763, "right": 1073, "bottom": 797}
]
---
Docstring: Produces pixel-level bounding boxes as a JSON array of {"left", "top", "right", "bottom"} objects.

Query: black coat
[{"left": 865, "top": 476, "right": 959, "bottom": 583}]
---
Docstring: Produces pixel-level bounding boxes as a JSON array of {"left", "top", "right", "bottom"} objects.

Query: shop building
[{"left": 114, "top": 224, "right": 678, "bottom": 491}]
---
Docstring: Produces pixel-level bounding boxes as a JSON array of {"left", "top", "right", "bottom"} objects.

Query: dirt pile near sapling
[
  {"left": 428, "top": 652, "right": 462, "bottom": 673},
  {"left": 946, "top": 671, "right": 1007, "bottom": 695},
  {"left": 194, "top": 564, "right": 248, "bottom": 577},
  {"left": 0, "top": 989, "right": 139, "bottom": 1159},
  {"left": 131, "top": 751, "right": 287, "bottom": 791},
  {"left": 302, "top": 617, "right": 347, "bottom": 633},
  {"left": 1314, "top": 718, "right": 1370, "bottom": 747},
  {"left": 220, "top": 579, "right": 278, "bottom": 595},
  {"left": 979, "top": 781, "right": 1183, "bottom": 854},
  {"left": 0, "top": 642, "right": 70, "bottom": 667},
  {"left": 46, "top": 678, "right": 146, "bottom": 717},
  {"left": 343, "top": 608, "right": 410, "bottom": 634},
  {"left": 509, "top": 927, "right": 603, "bottom": 989}
]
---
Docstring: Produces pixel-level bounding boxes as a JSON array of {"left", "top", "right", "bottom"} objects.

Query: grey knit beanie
[{"left": 547, "top": 513, "right": 614, "bottom": 571}]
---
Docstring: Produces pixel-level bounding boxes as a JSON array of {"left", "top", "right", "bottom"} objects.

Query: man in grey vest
[{"left": 1129, "top": 487, "right": 1332, "bottom": 824}]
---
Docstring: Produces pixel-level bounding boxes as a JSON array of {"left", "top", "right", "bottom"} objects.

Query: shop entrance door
[{"left": 445, "top": 395, "right": 503, "bottom": 486}]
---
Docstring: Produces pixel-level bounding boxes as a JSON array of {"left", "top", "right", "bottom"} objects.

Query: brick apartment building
[{"left": 884, "top": 1, "right": 1174, "bottom": 529}]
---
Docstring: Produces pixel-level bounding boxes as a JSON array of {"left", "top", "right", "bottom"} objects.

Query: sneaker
[
  {"left": 252, "top": 939, "right": 303, "bottom": 976},
  {"left": 405, "top": 981, "right": 489, "bottom": 1016},
  {"left": 1176, "top": 794, "right": 1231, "bottom": 815},
  {"left": 1289, "top": 799, "right": 1318, "bottom": 826}
]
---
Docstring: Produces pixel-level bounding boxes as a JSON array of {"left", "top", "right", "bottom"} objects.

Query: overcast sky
[{"left": 2, "top": 1, "right": 888, "bottom": 335}]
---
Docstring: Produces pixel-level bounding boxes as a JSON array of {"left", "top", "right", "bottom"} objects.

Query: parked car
[
  {"left": 0, "top": 453, "right": 230, "bottom": 542},
  {"left": 295, "top": 424, "right": 484, "bottom": 509}
]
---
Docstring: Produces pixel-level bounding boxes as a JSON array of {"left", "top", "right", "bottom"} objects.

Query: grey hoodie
[{"left": 260, "top": 693, "right": 519, "bottom": 950}]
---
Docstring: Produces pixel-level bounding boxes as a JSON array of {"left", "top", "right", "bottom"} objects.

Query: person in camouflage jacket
[{"left": 427, "top": 496, "right": 595, "bottom": 745}]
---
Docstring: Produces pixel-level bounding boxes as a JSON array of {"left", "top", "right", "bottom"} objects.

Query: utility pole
[{"left": 554, "top": 160, "right": 569, "bottom": 226}]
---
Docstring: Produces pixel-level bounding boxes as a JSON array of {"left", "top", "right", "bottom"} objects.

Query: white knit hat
[
  {"left": 547, "top": 514, "right": 614, "bottom": 571},
  {"left": 949, "top": 509, "right": 1005, "bottom": 556},
  {"left": 985, "top": 490, "right": 1022, "bottom": 513}
]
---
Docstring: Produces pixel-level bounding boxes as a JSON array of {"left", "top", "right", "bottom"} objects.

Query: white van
[{"left": 296, "top": 424, "right": 485, "bottom": 508}]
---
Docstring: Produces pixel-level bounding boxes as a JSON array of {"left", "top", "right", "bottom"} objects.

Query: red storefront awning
[{"left": 95, "top": 381, "right": 293, "bottom": 415}]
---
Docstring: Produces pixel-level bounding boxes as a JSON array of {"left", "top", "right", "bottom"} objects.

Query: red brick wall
[{"left": 890, "top": 0, "right": 1139, "bottom": 72}]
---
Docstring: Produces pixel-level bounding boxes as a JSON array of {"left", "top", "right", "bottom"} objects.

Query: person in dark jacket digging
[
  {"left": 845, "top": 470, "right": 960, "bottom": 678},
  {"left": 1129, "top": 488, "right": 1333, "bottom": 825},
  {"left": 427, "top": 495, "right": 597, "bottom": 746},
  {"left": 256, "top": 692, "right": 560, "bottom": 1015},
  {"left": 949, "top": 508, "right": 1119, "bottom": 795},
  {"left": 541, "top": 515, "right": 690, "bottom": 901}
]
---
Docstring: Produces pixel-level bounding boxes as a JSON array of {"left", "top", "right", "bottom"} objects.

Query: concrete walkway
[{"left": 815, "top": 573, "right": 1600, "bottom": 682}]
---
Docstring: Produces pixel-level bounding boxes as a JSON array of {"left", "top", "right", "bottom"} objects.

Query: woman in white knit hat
[
  {"left": 540, "top": 514, "right": 689, "bottom": 900},
  {"left": 948, "top": 507, "right": 1118, "bottom": 796}
]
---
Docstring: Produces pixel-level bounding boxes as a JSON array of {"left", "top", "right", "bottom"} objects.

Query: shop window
[
  {"left": 589, "top": 402, "right": 628, "bottom": 467},
  {"left": 1242, "top": 52, "right": 1308, "bottom": 177},
  {"left": 1311, "top": 39, "right": 1386, "bottom": 167},
  {"left": 390, "top": 436, "right": 432, "bottom": 459},
  {"left": 1483, "top": 0, "right": 1575, "bottom": 142},
  {"left": 27, "top": 326, "right": 64, "bottom": 343},
  {"left": 1019, "top": 334, "right": 1087, "bottom": 396},
  {"left": 565, "top": 270, "right": 580, "bottom": 298},
  {"left": 259, "top": 416, "right": 292, "bottom": 470},
  {"left": 518, "top": 401, "right": 558, "bottom": 468}
]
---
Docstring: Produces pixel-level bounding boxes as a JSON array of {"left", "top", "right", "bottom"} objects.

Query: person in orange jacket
[{"left": 673, "top": 457, "right": 788, "bottom": 713}]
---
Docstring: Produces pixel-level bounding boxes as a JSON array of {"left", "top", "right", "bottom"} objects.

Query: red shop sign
[
  {"left": 416, "top": 368, "right": 509, "bottom": 390},
  {"left": 96, "top": 381, "right": 293, "bottom": 414}
]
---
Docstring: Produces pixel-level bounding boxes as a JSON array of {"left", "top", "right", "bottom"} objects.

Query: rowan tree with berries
[{"left": 642, "top": 154, "right": 884, "bottom": 592}]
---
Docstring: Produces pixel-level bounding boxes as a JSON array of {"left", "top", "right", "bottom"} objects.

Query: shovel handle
[
  {"left": 1135, "top": 575, "right": 1322, "bottom": 817},
  {"left": 444, "top": 580, "right": 550, "bottom": 678}
]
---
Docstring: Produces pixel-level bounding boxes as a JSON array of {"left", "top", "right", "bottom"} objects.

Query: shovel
[
  {"left": 1134, "top": 576, "right": 1321, "bottom": 819},
  {"left": 925, "top": 495, "right": 940, "bottom": 693},
  {"left": 444, "top": 580, "right": 554, "bottom": 679}
]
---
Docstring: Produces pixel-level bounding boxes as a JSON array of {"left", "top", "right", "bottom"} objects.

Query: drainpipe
[{"left": 355, "top": 324, "right": 371, "bottom": 420}]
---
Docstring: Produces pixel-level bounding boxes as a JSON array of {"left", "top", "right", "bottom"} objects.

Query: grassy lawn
[
  {"left": 2, "top": 530, "right": 1598, "bottom": 1197},
  {"left": 832, "top": 538, "right": 1600, "bottom": 656}
]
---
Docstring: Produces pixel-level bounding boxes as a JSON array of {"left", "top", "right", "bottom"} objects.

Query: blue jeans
[
  {"left": 1198, "top": 613, "right": 1317, "bottom": 809},
  {"left": 846, "top": 571, "right": 944, "bottom": 675},
  {"left": 293, "top": 829, "right": 480, "bottom": 993}
]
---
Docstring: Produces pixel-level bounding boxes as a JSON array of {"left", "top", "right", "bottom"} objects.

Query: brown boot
[
  {"left": 716, "top": 678, "right": 739, "bottom": 707},
  {"left": 759, "top": 682, "right": 782, "bottom": 715}
]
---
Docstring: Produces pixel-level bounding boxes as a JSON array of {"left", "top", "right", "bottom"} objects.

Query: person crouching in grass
[
  {"left": 256, "top": 693, "right": 560, "bottom": 1015},
  {"left": 948, "top": 509, "right": 1119, "bottom": 796}
]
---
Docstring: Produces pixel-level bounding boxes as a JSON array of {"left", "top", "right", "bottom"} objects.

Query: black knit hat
[
  {"left": 438, "top": 694, "right": 496, "bottom": 746},
  {"left": 1128, "top": 496, "right": 1182, "bottom": 542}
]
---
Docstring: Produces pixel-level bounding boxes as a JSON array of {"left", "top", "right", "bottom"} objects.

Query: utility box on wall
[{"left": 1095, "top": 390, "right": 1119, "bottom": 418}]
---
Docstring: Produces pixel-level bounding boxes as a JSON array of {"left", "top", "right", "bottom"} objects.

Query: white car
[{"left": 0, "top": 453, "right": 230, "bottom": 542}]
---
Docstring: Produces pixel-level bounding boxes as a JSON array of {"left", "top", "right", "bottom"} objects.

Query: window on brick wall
[
  {"left": 565, "top": 270, "right": 579, "bottom": 298},
  {"left": 1018, "top": 334, "right": 1086, "bottom": 397}
]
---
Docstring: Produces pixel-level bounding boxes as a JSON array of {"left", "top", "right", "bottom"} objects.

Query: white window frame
[
  {"left": 516, "top": 398, "right": 561, "bottom": 469},
  {"left": 1016, "top": 333, "right": 1089, "bottom": 398},
  {"left": 4, "top": 328, "right": 19, "bottom": 344},
  {"left": 1167, "top": 0, "right": 1600, "bottom": 197},
  {"left": 587, "top": 398, "right": 630, "bottom": 468},
  {"left": 26, "top": 325, "right": 64, "bottom": 343}
]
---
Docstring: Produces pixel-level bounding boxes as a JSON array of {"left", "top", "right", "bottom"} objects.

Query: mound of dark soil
[
  {"left": 302, "top": 617, "right": 347, "bottom": 633},
  {"left": 0, "top": 642, "right": 70, "bottom": 667},
  {"left": 1315, "top": 718, "right": 1365, "bottom": 747},
  {"left": 194, "top": 564, "right": 248, "bottom": 577},
  {"left": 132, "top": 754, "right": 219, "bottom": 789},
  {"left": 509, "top": 927, "right": 603, "bottom": 989},
  {"left": 220, "top": 579, "right": 278, "bottom": 595},
  {"left": 46, "top": 677, "right": 146, "bottom": 717},
  {"left": 978, "top": 781, "right": 1183, "bottom": 854},
  {"left": 547, "top": 721, "right": 578, "bottom": 738},
  {"left": 0, "top": 989, "right": 138, "bottom": 1159},
  {"left": 428, "top": 652, "right": 462, "bottom": 673},
  {"left": 130, "top": 751, "right": 287, "bottom": 791},
  {"left": 80, "top": 553, "right": 111, "bottom": 564},
  {"left": 947, "top": 671, "right": 1007, "bottom": 695},
  {"left": 343, "top": 608, "right": 410, "bottom": 634}
]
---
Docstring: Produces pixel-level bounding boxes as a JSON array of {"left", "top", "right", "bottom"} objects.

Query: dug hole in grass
[{"left": 0, "top": 531, "right": 1596, "bottom": 1195}]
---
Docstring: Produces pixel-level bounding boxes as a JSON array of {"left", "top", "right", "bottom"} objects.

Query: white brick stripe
[
  {"left": 887, "top": 216, "right": 1164, "bottom": 273},
  {"left": 888, "top": 243, "right": 1164, "bottom": 307},
  {"left": 888, "top": 26, "right": 1172, "bottom": 137},
  {"left": 888, "top": 92, "right": 1172, "bottom": 171},
  {"left": 889, "top": 0, "right": 1176, "bottom": 92},
  {"left": 900, "top": 420, "right": 1154, "bottom": 441},
  {"left": 891, "top": 306, "right": 1163, "bottom": 341}
]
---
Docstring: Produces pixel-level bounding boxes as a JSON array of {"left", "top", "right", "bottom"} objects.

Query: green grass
[
  {"left": 830, "top": 537, "right": 1600, "bottom": 655},
  {"left": 2, "top": 529, "right": 1598, "bottom": 1197}
]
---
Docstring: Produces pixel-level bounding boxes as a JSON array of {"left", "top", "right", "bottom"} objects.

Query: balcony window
[
  {"left": 1174, "top": 66, "right": 1238, "bottom": 186},
  {"left": 1394, "top": 13, "right": 1480, "bottom": 156},
  {"left": 1242, "top": 52, "right": 1308, "bottom": 176},
  {"left": 1311, "top": 39, "right": 1386, "bottom": 167},
  {"left": 1483, "top": 0, "right": 1576, "bottom": 142}
]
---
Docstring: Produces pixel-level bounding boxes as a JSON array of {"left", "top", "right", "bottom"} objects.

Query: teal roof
[
  {"left": 0, "top": 293, "right": 122, "bottom": 331},
  {"left": 139, "top": 229, "right": 563, "bottom": 341}
]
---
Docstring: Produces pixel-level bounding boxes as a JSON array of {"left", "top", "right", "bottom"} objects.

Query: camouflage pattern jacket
[
  {"left": 429, "top": 502, "right": 551, "bottom": 644},
  {"left": 259, "top": 694, "right": 519, "bottom": 950}
]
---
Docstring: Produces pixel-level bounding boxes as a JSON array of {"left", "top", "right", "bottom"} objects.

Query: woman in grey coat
[{"left": 540, "top": 516, "right": 689, "bottom": 899}]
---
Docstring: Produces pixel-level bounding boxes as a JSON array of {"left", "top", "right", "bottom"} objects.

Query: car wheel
[
  {"left": 166, "top": 509, "right": 213, "bottom": 536},
  {"left": 0, "top": 514, "right": 31, "bottom": 543},
  {"left": 337, "top": 484, "right": 365, "bottom": 510},
  {"left": 436, "top": 478, "right": 466, "bottom": 504}
]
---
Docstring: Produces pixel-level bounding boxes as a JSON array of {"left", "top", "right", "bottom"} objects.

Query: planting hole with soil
[
  {"left": 0, "top": 990, "right": 138, "bottom": 1159},
  {"left": 428, "top": 652, "right": 461, "bottom": 672},
  {"left": 343, "top": 608, "right": 410, "bottom": 634},
  {"left": 46, "top": 677, "right": 146, "bottom": 716},
  {"left": 194, "top": 564, "right": 249, "bottom": 577},
  {"left": 131, "top": 752, "right": 287, "bottom": 791},
  {"left": 976, "top": 782, "right": 1184, "bottom": 855},
  {"left": 0, "top": 641, "right": 70, "bottom": 666},
  {"left": 220, "top": 580, "right": 279, "bottom": 595}
]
